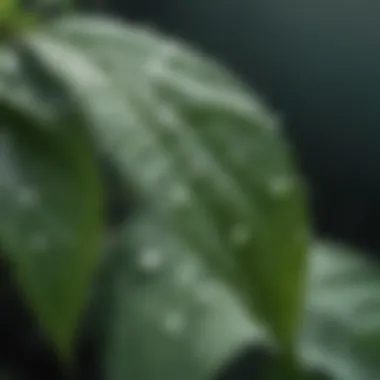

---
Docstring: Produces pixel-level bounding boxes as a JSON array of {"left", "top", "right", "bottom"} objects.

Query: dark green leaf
[
  {"left": 22, "top": 17, "right": 310, "bottom": 353},
  {"left": 299, "top": 241, "right": 380, "bottom": 380},
  {"left": 0, "top": 99, "right": 103, "bottom": 358},
  {"left": 0, "top": 44, "right": 72, "bottom": 126}
]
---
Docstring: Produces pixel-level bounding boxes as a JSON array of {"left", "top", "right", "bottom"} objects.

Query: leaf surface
[
  {"left": 0, "top": 93, "right": 102, "bottom": 358},
  {"left": 22, "top": 17, "right": 310, "bottom": 352},
  {"left": 300, "top": 241, "right": 380, "bottom": 380},
  {"left": 100, "top": 213, "right": 271, "bottom": 380}
]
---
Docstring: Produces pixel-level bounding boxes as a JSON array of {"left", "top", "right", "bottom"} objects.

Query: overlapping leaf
[
  {"left": 97, "top": 212, "right": 271, "bottom": 380},
  {"left": 17, "top": 16, "right": 310, "bottom": 353},
  {"left": 299, "top": 241, "right": 380, "bottom": 380},
  {"left": 0, "top": 92, "right": 103, "bottom": 357}
]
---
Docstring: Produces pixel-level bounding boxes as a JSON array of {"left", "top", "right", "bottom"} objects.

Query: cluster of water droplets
[{"left": 134, "top": 236, "right": 233, "bottom": 340}]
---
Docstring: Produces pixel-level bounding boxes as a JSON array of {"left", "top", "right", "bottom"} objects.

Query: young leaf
[
  {"left": 300, "top": 241, "right": 380, "bottom": 380},
  {"left": 0, "top": 100, "right": 103, "bottom": 359},
  {"left": 21, "top": 17, "right": 310, "bottom": 353}
]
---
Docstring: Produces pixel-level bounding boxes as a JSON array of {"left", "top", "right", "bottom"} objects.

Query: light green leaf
[
  {"left": 21, "top": 16, "right": 310, "bottom": 352},
  {"left": 0, "top": 100, "right": 103, "bottom": 358},
  {"left": 299, "top": 241, "right": 380, "bottom": 380},
  {"left": 99, "top": 212, "right": 272, "bottom": 380}
]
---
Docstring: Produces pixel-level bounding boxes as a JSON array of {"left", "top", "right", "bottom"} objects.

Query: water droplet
[
  {"left": 158, "top": 107, "right": 179, "bottom": 129},
  {"left": 176, "top": 262, "right": 199, "bottom": 285},
  {"left": 18, "top": 188, "right": 38, "bottom": 207},
  {"left": 29, "top": 233, "right": 48, "bottom": 252},
  {"left": 269, "top": 177, "right": 294, "bottom": 197},
  {"left": 163, "top": 311, "right": 186, "bottom": 334},
  {"left": 170, "top": 185, "right": 191, "bottom": 206},
  {"left": 230, "top": 224, "right": 250, "bottom": 245},
  {"left": 145, "top": 42, "right": 178, "bottom": 79},
  {"left": 138, "top": 248, "right": 164, "bottom": 273}
]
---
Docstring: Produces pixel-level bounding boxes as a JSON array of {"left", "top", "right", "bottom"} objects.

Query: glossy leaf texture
[
  {"left": 20, "top": 16, "right": 310, "bottom": 352},
  {"left": 0, "top": 95, "right": 103, "bottom": 356},
  {"left": 299, "top": 241, "right": 380, "bottom": 380},
  {"left": 99, "top": 212, "right": 272, "bottom": 380}
]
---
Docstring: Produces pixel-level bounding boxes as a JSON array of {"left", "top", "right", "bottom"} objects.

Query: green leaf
[
  {"left": 21, "top": 16, "right": 310, "bottom": 353},
  {"left": 99, "top": 212, "right": 272, "bottom": 380},
  {"left": 299, "top": 241, "right": 380, "bottom": 380},
  {"left": 0, "top": 44, "right": 74, "bottom": 127},
  {"left": 0, "top": 100, "right": 103, "bottom": 358}
]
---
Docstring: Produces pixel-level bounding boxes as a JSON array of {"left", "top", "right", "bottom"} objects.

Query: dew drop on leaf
[
  {"left": 269, "top": 176, "right": 294, "bottom": 198},
  {"left": 138, "top": 248, "right": 164, "bottom": 273},
  {"left": 17, "top": 188, "right": 38, "bottom": 208},
  {"left": 162, "top": 310, "right": 186, "bottom": 335},
  {"left": 229, "top": 224, "right": 250, "bottom": 246},
  {"left": 170, "top": 185, "right": 191, "bottom": 206}
]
